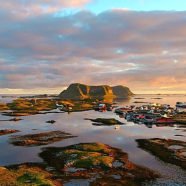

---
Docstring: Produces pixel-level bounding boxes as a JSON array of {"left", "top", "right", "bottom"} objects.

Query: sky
[{"left": 0, "top": 0, "right": 186, "bottom": 94}]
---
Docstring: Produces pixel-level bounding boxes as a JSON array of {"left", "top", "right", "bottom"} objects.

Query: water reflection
[{"left": 0, "top": 94, "right": 185, "bottom": 185}]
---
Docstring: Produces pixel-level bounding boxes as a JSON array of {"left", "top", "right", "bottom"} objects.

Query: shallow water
[{"left": 0, "top": 94, "right": 185, "bottom": 185}]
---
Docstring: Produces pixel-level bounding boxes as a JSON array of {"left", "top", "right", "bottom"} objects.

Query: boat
[
  {"left": 142, "top": 115, "right": 154, "bottom": 124},
  {"left": 176, "top": 102, "right": 186, "bottom": 108},
  {"left": 115, "top": 107, "right": 132, "bottom": 115},
  {"left": 98, "top": 104, "right": 106, "bottom": 112},
  {"left": 155, "top": 117, "right": 175, "bottom": 124},
  {"left": 55, "top": 102, "right": 64, "bottom": 109}
]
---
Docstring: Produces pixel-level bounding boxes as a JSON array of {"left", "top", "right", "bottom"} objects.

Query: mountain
[{"left": 58, "top": 83, "right": 133, "bottom": 99}]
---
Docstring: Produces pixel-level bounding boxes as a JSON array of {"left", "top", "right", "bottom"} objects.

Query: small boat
[
  {"left": 115, "top": 107, "right": 131, "bottom": 114},
  {"left": 142, "top": 115, "right": 154, "bottom": 124},
  {"left": 155, "top": 117, "right": 175, "bottom": 124},
  {"left": 176, "top": 102, "right": 186, "bottom": 108},
  {"left": 56, "top": 102, "right": 64, "bottom": 109},
  {"left": 98, "top": 104, "right": 106, "bottom": 112}
]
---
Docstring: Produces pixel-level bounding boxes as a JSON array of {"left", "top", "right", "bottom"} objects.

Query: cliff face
[
  {"left": 112, "top": 85, "right": 134, "bottom": 98},
  {"left": 59, "top": 83, "right": 133, "bottom": 99}
]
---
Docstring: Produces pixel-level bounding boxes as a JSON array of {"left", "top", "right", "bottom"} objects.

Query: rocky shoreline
[{"left": 0, "top": 143, "right": 159, "bottom": 186}]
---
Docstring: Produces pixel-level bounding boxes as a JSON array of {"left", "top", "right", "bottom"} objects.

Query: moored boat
[
  {"left": 115, "top": 107, "right": 132, "bottom": 115},
  {"left": 155, "top": 117, "right": 175, "bottom": 124},
  {"left": 176, "top": 102, "right": 186, "bottom": 108}
]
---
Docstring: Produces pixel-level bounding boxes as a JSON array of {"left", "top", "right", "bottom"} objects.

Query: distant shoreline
[{"left": 0, "top": 93, "right": 185, "bottom": 96}]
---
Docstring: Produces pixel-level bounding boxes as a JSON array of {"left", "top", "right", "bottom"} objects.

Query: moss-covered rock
[
  {"left": 0, "top": 129, "right": 20, "bottom": 136},
  {"left": 0, "top": 103, "right": 9, "bottom": 111},
  {"left": 86, "top": 118, "right": 124, "bottom": 126},
  {"left": 10, "top": 131, "right": 76, "bottom": 146},
  {"left": 0, "top": 164, "right": 55, "bottom": 186},
  {"left": 7, "top": 98, "right": 56, "bottom": 112},
  {"left": 1, "top": 98, "right": 95, "bottom": 115},
  {"left": 40, "top": 143, "right": 159, "bottom": 185},
  {"left": 136, "top": 138, "right": 186, "bottom": 169},
  {"left": 0, "top": 143, "right": 159, "bottom": 186}
]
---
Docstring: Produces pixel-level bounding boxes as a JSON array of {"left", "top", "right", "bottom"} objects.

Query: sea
[{"left": 0, "top": 94, "right": 185, "bottom": 186}]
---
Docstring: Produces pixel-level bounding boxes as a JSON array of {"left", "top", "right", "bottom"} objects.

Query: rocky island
[
  {"left": 0, "top": 83, "right": 133, "bottom": 116},
  {"left": 59, "top": 83, "right": 133, "bottom": 100}
]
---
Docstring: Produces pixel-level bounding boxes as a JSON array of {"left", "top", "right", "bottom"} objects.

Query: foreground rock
[
  {"left": 0, "top": 164, "right": 57, "bottom": 186},
  {"left": 136, "top": 138, "right": 186, "bottom": 170},
  {"left": 40, "top": 143, "right": 159, "bottom": 185},
  {"left": 0, "top": 129, "right": 20, "bottom": 136},
  {"left": 86, "top": 118, "right": 124, "bottom": 126},
  {"left": 10, "top": 131, "right": 76, "bottom": 146},
  {"left": 59, "top": 83, "right": 133, "bottom": 100}
]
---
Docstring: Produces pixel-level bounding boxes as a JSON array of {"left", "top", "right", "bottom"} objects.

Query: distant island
[{"left": 59, "top": 83, "right": 133, "bottom": 100}]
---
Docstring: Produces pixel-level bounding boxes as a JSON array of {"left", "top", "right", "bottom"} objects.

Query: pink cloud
[{"left": 1, "top": 0, "right": 91, "bottom": 18}]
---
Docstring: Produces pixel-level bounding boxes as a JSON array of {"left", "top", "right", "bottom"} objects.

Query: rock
[
  {"left": 10, "top": 131, "right": 77, "bottom": 146},
  {"left": 86, "top": 118, "right": 124, "bottom": 126},
  {"left": 46, "top": 120, "right": 56, "bottom": 124},
  {"left": 39, "top": 142, "right": 159, "bottom": 185},
  {"left": 0, "top": 129, "right": 20, "bottom": 136},
  {"left": 136, "top": 138, "right": 186, "bottom": 169},
  {"left": 0, "top": 167, "right": 7, "bottom": 172},
  {"left": 9, "top": 117, "right": 22, "bottom": 121},
  {"left": 0, "top": 164, "right": 55, "bottom": 186}
]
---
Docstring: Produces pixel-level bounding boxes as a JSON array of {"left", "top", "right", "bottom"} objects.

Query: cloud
[
  {"left": 0, "top": 0, "right": 91, "bottom": 18},
  {"left": 0, "top": 9, "right": 186, "bottom": 93}
]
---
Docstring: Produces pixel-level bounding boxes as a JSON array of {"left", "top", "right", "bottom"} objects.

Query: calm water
[{"left": 0, "top": 94, "right": 186, "bottom": 186}]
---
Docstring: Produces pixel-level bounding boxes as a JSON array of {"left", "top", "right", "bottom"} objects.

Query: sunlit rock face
[{"left": 58, "top": 83, "right": 133, "bottom": 99}]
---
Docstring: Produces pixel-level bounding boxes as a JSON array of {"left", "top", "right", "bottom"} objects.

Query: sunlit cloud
[
  {"left": 0, "top": 8, "right": 186, "bottom": 94},
  {"left": 0, "top": 0, "right": 91, "bottom": 18}
]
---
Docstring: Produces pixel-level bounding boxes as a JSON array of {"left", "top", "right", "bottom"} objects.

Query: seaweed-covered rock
[
  {"left": 0, "top": 129, "right": 20, "bottom": 136},
  {"left": 0, "top": 164, "right": 56, "bottom": 186},
  {"left": 86, "top": 118, "right": 124, "bottom": 126},
  {"left": 0, "top": 103, "right": 9, "bottom": 111},
  {"left": 136, "top": 138, "right": 186, "bottom": 169},
  {"left": 46, "top": 120, "right": 56, "bottom": 124},
  {"left": 40, "top": 143, "right": 159, "bottom": 185},
  {"left": 10, "top": 131, "right": 76, "bottom": 146}
]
